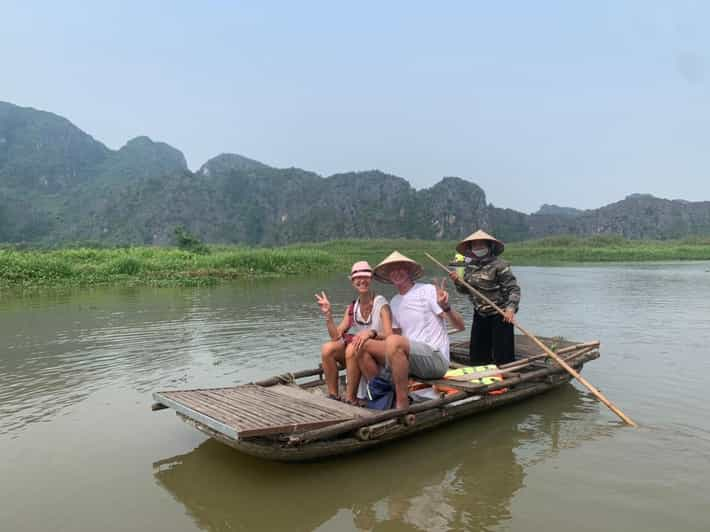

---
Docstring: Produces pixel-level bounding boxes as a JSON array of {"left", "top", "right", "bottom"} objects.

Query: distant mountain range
[{"left": 1, "top": 101, "right": 709, "bottom": 245}]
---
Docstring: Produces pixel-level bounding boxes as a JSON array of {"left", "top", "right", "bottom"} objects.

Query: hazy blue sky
[{"left": 3, "top": 1, "right": 709, "bottom": 212}]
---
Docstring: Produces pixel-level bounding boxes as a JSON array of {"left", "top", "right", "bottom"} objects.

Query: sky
[{"left": 2, "top": 0, "right": 709, "bottom": 213}]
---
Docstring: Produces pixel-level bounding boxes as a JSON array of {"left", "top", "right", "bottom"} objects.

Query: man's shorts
[{"left": 407, "top": 339, "right": 448, "bottom": 379}]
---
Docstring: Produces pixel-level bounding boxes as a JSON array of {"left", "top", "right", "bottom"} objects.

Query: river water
[{"left": 1, "top": 262, "right": 709, "bottom": 531}]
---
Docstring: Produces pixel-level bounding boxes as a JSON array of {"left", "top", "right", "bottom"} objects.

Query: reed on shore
[
  {"left": 0, "top": 246, "right": 335, "bottom": 288},
  {"left": 1, "top": 235, "right": 709, "bottom": 288}
]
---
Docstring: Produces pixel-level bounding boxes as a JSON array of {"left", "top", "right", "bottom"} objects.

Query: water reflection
[{"left": 153, "top": 385, "right": 611, "bottom": 531}]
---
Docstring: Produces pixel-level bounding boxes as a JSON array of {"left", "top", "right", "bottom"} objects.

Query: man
[{"left": 370, "top": 251, "right": 465, "bottom": 409}]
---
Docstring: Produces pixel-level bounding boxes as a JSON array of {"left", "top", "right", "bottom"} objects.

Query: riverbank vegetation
[
  {"left": 504, "top": 235, "right": 710, "bottom": 264},
  {"left": 0, "top": 246, "right": 335, "bottom": 288},
  {"left": 304, "top": 235, "right": 710, "bottom": 266},
  {"left": 1, "top": 235, "right": 709, "bottom": 287}
]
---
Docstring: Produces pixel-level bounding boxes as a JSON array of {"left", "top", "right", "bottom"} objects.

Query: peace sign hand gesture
[
  {"left": 435, "top": 278, "right": 450, "bottom": 309},
  {"left": 314, "top": 291, "right": 332, "bottom": 316}
]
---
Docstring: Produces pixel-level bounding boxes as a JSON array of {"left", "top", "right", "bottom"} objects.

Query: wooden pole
[
  {"left": 499, "top": 340, "right": 600, "bottom": 369},
  {"left": 425, "top": 252, "right": 637, "bottom": 427}
]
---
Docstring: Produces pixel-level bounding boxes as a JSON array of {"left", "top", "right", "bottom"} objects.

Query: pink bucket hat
[{"left": 350, "top": 261, "right": 373, "bottom": 280}]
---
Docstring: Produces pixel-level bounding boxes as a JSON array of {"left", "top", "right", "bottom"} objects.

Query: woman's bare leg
[
  {"left": 344, "top": 343, "right": 362, "bottom": 403},
  {"left": 321, "top": 340, "right": 345, "bottom": 397}
]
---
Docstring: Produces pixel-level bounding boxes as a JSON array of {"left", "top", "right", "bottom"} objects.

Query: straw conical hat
[
  {"left": 373, "top": 251, "right": 423, "bottom": 284},
  {"left": 456, "top": 229, "right": 504, "bottom": 257}
]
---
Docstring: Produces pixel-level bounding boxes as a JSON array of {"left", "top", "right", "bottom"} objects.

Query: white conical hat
[
  {"left": 456, "top": 229, "right": 504, "bottom": 257},
  {"left": 373, "top": 251, "right": 423, "bottom": 284}
]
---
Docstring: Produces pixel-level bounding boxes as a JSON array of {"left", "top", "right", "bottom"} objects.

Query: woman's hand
[
  {"left": 351, "top": 329, "right": 374, "bottom": 353},
  {"left": 436, "top": 278, "right": 450, "bottom": 308},
  {"left": 448, "top": 270, "right": 460, "bottom": 284},
  {"left": 502, "top": 308, "right": 515, "bottom": 324},
  {"left": 314, "top": 291, "right": 332, "bottom": 317}
]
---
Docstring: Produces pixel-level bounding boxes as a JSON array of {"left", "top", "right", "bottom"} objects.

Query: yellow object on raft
[
  {"left": 444, "top": 365, "right": 507, "bottom": 394},
  {"left": 445, "top": 365, "right": 502, "bottom": 385}
]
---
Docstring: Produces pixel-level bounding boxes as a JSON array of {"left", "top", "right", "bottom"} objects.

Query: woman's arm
[
  {"left": 325, "top": 307, "right": 350, "bottom": 341},
  {"left": 316, "top": 291, "right": 350, "bottom": 340},
  {"left": 352, "top": 302, "right": 393, "bottom": 353}
]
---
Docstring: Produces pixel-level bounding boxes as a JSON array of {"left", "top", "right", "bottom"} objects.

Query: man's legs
[
  {"left": 321, "top": 340, "right": 345, "bottom": 397},
  {"left": 357, "top": 339, "right": 388, "bottom": 381}
]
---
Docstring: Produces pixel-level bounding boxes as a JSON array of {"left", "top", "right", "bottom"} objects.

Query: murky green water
[{"left": 1, "top": 263, "right": 709, "bottom": 531}]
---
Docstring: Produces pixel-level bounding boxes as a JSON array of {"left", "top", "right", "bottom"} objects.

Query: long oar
[{"left": 425, "top": 252, "right": 637, "bottom": 427}]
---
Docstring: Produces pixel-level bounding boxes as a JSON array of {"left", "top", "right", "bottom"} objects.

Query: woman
[
  {"left": 315, "top": 261, "right": 393, "bottom": 404},
  {"left": 449, "top": 230, "right": 521, "bottom": 366}
]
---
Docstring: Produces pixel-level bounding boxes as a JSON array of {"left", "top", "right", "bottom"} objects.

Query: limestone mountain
[
  {"left": 198, "top": 153, "right": 270, "bottom": 176},
  {"left": 534, "top": 204, "right": 583, "bottom": 217},
  {"left": 0, "top": 101, "right": 109, "bottom": 192},
  {"left": 1, "top": 101, "right": 709, "bottom": 246},
  {"left": 528, "top": 194, "right": 710, "bottom": 239},
  {"left": 96, "top": 136, "right": 188, "bottom": 184}
]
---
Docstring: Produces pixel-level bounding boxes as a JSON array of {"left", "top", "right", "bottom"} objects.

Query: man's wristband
[
  {"left": 369, "top": 329, "right": 378, "bottom": 339},
  {"left": 440, "top": 304, "right": 451, "bottom": 313}
]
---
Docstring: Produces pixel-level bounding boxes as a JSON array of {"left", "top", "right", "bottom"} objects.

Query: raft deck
[
  {"left": 154, "top": 383, "right": 375, "bottom": 439},
  {"left": 153, "top": 336, "right": 597, "bottom": 446}
]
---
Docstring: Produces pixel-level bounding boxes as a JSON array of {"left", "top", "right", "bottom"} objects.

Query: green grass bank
[
  {"left": 305, "top": 235, "right": 710, "bottom": 266},
  {"left": 2, "top": 235, "right": 710, "bottom": 288},
  {"left": 0, "top": 246, "right": 335, "bottom": 288}
]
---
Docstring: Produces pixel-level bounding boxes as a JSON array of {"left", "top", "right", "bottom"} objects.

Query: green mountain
[
  {"left": 528, "top": 194, "right": 710, "bottom": 239},
  {"left": 1, "top": 101, "right": 709, "bottom": 246},
  {"left": 96, "top": 135, "right": 188, "bottom": 184},
  {"left": 0, "top": 101, "right": 109, "bottom": 192},
  {"left": 534, "top": 204, "right": 583, "bottom": 217}
]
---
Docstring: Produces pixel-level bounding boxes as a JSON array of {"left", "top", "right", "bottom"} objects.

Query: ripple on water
[{"left": 0, "top": 291, "right": 331, "bottom": 436}]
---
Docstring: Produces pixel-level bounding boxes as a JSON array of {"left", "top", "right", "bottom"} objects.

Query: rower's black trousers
[{"left": 469, "top": 312, "right": 515, "bottom": 366}]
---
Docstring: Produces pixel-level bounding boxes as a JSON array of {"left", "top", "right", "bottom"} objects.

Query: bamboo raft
[{"left": 152, "top": 335, "right": 600, "bottom": 461}]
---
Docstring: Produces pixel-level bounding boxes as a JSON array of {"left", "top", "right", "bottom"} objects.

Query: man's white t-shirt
[{"left": 390, "top": 283, "right": 450, "bottom": 362}]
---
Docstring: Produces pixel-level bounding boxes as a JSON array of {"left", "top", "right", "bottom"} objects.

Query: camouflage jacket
[{"left": 454, "top": 256, "right": 521, "bottom": 317}]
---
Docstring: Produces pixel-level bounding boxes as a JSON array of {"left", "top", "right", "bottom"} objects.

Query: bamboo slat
[
  {"left": 268, "top": 385, "right": 375, "bottom": 418},
  {"left": 154, "top": 384, "right": 355, "bottom": 438}
]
